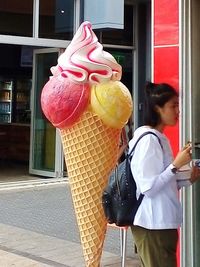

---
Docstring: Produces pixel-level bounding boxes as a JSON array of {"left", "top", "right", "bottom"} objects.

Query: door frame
[
  {"left": 29, "top": 48, "right": 64, "bottom": 178},
  {"left": 180, "top": 0, "right": 195, "bottom": 266}
]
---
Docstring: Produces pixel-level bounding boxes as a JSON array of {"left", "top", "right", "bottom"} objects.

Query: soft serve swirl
[{"left": 51, "top": 21, "right": 122, "bottom": 84}]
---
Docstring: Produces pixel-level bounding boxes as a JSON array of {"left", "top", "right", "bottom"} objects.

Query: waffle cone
[{"left": 60, "top": 111, "right": 121, "bottom": 267}]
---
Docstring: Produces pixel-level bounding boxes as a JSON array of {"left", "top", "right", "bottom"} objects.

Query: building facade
[
  {"left": 0, "top": 0, "right": 199, "bottom": 266},
  {"left": 153, "top": 1, "right": 200, "bottom": 266}
]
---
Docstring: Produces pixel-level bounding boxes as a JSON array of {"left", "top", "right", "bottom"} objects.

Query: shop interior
[
  {"left": 0, "top": 44, "right": 33, "bottom": 182},
  {"left": 0, "top": 0, "right": 141, "bottom": 182}
]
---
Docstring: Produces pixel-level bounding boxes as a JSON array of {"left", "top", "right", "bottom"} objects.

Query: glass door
[
  {"left": 191, "top": 1, "right": 200, "bottom": 266},
  {"left": 181, "top": 1, "right": 200, "bottom": 266},
  {"left": 29, "top": 48, "right": 64, "bottom": 178}
]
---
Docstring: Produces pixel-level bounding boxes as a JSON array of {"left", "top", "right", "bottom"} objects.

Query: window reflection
[
  {"left": 94, "top": 4, "right": 134, "bottom": 46},
  {"left": 0, "top": 0, "right": 33, "bottom": 36},
  {"left": 39, "top": 0, "right": 74, "bottom": 40},
  {"left": 107, "top": 49, "right": 133, "bottom": 91}
]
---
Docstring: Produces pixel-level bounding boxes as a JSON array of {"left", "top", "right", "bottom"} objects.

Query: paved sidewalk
[
  {"left": 0, "top": 166, "right": 141, "bottom": 267},
  {"left": 0, "top": 223, "right": 140, "bottom": 267}
]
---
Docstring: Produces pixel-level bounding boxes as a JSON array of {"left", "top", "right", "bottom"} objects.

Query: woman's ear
[{"left": 154, "top": 105, "right": 160, "bottom": 114}]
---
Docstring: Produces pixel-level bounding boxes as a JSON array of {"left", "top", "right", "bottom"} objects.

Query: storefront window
[
  {"left": 107, "top": 49, "right": 133, "bottom": 91},
  {"left": 39, "top": 0, "right": 74, "bottom": 40},
  {"left": 0, "top": 0, "right": 33, "bottom": 37},
  {"left": 94, "top": 3, "right": 134, "bottom": 46}
]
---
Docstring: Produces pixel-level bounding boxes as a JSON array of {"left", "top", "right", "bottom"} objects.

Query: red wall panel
[
  {"left": 154, "top": 0, "right": 179, "bottom": 45},
  {"left": 153, "top": 1, "right": 180, "bottom": 266},
  {"left": 154, "top": 46, "right": 179, "bottom": 88},
  {"left": 154, "top": 46, "right": 179, "bottom": 156}
]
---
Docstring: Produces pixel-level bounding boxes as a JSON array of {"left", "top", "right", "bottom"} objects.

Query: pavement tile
[
  {"left": 0, "top": 250, "right": 50, "bottom": 267},
  {"left": 0, "top": 223, "right": 140, "bottom": 267}
]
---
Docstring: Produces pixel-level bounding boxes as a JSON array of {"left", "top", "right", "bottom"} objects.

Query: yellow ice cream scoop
[{"left": 90, "top": 80, "right": 133, "bottom": 129}]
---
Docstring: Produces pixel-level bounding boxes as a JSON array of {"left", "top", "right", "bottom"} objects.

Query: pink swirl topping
[{"left": 51, "top": 21, "right": 122, "bottom": 84}]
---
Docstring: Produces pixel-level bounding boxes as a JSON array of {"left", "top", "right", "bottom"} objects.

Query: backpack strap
[
  {"left": 126, "top": 131, "right": 162, "bottom": 206},
  {"left": 128, "top": 131, "right": 162, "bottom": 159}
]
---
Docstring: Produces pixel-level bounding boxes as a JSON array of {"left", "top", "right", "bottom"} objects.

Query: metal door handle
[{"left": 194, "top": 143, "right": 200, "bottom": 149}]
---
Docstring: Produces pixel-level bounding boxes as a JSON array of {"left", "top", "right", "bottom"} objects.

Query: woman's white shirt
[{"left": 129, "top": 126, "right": 190, "bottom": 230}]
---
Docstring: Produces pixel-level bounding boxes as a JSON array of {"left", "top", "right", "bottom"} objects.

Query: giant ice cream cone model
[
  {"left": 41, "top": 21, "right": 133, "bottom": 267},
  {"left": 60, "top": 111, "right": 120, "bottom": 266}
]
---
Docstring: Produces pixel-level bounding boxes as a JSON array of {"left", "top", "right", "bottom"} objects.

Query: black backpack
[{"left": 102, "top": 131, "right": 161, "bottom": 226}]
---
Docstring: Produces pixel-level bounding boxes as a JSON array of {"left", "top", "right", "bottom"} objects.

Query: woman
[{"left": 130, "top": 82, "right": 200, "bottom": 267}]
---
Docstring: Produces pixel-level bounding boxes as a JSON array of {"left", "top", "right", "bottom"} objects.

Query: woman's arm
[
  {"left": 131, "top": 135, "right": 175, "bottom": 198},
  {"left": 176, "top": 165, "right": 200, "bottom": 189},
  {"left": 177, "top": 179, "right": 191, "bottom": 190},
  {"left": 131, "top": 134, "right": 194, "bottom": 197}
]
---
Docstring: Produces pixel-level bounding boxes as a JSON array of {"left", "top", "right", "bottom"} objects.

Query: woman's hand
[
  {"left": 190, "top": 165, "right": 200, "bottom": 184},
  {"left": 173, "top": 144, "right": 192, "bottom": 169}
]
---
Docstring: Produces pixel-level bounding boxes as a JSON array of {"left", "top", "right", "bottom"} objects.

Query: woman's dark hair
[{"left": 144, "top": 82, "right": 178, "bottom": 127}]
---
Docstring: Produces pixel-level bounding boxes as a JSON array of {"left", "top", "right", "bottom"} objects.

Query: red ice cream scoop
[{"left": 41, "top": 76, "right": 90, "bottom": 129}]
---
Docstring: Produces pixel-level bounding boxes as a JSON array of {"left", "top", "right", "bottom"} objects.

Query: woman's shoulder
[
  {"left": 132, "top": 126, "right": 160, "bottom": 140},
  {"left": 129, "top": 126, "right": 164, "bottom": 151},
  {"left": 133, "top": 126, "right": 167, "bottom": 140}
]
